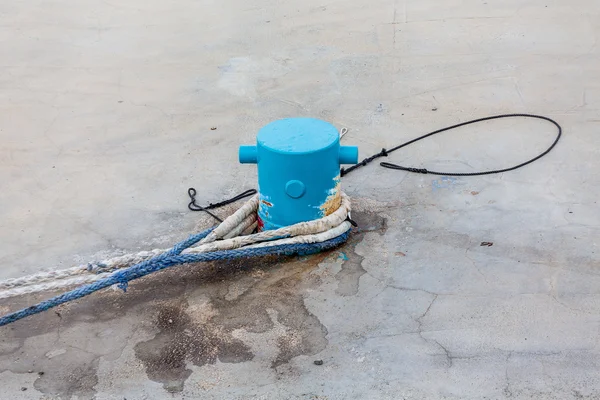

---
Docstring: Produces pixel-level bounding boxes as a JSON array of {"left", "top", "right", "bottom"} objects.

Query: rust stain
[
  {"left": 319, "top": 175, "right": 341, "bottom": 216},
  {"left": 258, "top": 199, "right": 272, "bottom": 231}
]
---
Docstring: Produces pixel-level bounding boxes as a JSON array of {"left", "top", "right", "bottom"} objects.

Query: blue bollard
[{"left": 239, "top": 118, "right": 358, "bottom": 231}]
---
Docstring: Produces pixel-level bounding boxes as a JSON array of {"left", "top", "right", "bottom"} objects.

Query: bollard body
[{"left": 239, "top": 118, "right": 358, "bottom": 231}]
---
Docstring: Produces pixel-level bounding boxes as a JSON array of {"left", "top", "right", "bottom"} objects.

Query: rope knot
[{"left": 380, "top": 148, "right": 388, "bottom": 156}]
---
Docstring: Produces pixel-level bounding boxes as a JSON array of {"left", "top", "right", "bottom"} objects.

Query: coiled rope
[{"left": 0, "top": 194, "right": 352, "bottom": 326}]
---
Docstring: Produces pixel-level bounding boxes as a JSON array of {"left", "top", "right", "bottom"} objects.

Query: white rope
[
  {"left": 0, "top": 193, "right": 352, "bottom": 298},
  {"left": 199, "top": 195, "right": 259, "bottom": 244},
  {"left": 0, "top": 221, "right": 352, "bottom": 300},
  {"left": 183, "top": 194, "right": 350, "bottom": 254},
  {"left": 0, "top": 273, "right": 113, "bottom": 299},
  {"left": 0, "top": 249, "right": 163, "bottom": 290}
]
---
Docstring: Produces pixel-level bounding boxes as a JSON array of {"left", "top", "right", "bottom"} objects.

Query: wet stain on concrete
[
  {"left": 0, "top": 316, "right": 102, "bottom": 400},
  {"left": 34, "top": 358, "right": 99, "bottom": 399},
  {"left": 0, "top": 211, "right": 386, "bottom": 396},
  {"left": 335, "top": 211, "right": 388, "bottom": 296},
  {"left": 335, "top": 233, "right": 368, "bottom": 296},
  {"left": 134, "top": 302, "right": 253, "bottom": 392},
  {"left": 0, "top": 299, "right": 107, "bottom": 399},
  {"left": 131, "top": 252, "right": 332, "bottom": 391}
]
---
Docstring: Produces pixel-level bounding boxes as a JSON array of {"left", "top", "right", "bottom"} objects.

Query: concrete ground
[{"left": 1, "top": 0, "right": 599, "bottom": 398}]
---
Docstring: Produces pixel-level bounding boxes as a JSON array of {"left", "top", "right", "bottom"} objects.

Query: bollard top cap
[{"left": 258, "top": 118, "right": 339, "bottom": 154}]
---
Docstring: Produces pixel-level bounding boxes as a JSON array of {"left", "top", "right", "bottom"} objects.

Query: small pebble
[
  {"left": 38, "top": 371, "right": 45, "bottom": 376},
  {"left": 313, "top": 360, "right": 323, "bottom": 365},
  {"left": 28, "top": 369, "right": 33, "bottom": 373},
  {"left": 432, "top": 107, "right": 438, "bottom": 111},
  {"left": 21, "top": 387, "right": 27, "bottom": 391},
  {"left": 210, "top": 127, "right": 217, "bottom": 130}
]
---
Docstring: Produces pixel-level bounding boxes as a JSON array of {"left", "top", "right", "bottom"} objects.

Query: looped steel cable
[{"left": 341, "top": 113, "right": 562, "bottom": 177}]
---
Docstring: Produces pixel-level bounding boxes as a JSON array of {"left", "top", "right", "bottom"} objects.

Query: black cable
[
  {"left": 341, "top": 113, "right": 562, "bottom": 177},
  {"left": 187, "top": 188, "right": 257, "bottom": 222}
]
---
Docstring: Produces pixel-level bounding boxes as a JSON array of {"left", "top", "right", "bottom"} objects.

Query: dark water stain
[
  {"left": 352, "top": 210, "right": 388, "bottom": 234},
  {"left": 335, "top": 234, "right": 367, "bottom": 296},
  {"left": 132, "top": 251, "right": 332, "bottom": 391},
  {"left": 33, "top": 357, "right": 99, "bottom": 399},
  {"left": 134, "top": 302, "right": 253, "bottom": 392},
  {"left": 0, "top": 302, "right": 107, "bottom": 399},
  {"left": 0, "top": 214, "right": 383, "bottom": 396},
  {"left": 336, "top": 211, "right": 388, "bottom": 296},
  {"left": 0, "top": 260, "right": 203, "bottom": 399}
]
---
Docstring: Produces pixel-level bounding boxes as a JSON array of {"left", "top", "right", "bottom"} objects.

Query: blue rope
[{"left": 0, "top": 228, "right": 350, "bottom": 327}]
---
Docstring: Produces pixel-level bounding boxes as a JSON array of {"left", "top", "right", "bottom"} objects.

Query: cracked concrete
[{"left": 2, "top": 0, "right": 600, "bottom": 398}]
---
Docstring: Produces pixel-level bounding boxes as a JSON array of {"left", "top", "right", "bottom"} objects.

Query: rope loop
[
  {"left": 0, "top": 193, "right": 353, "bottom": 326},
  {"left": 341, "top": 114, "right": 562, "bottom": 177}
]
